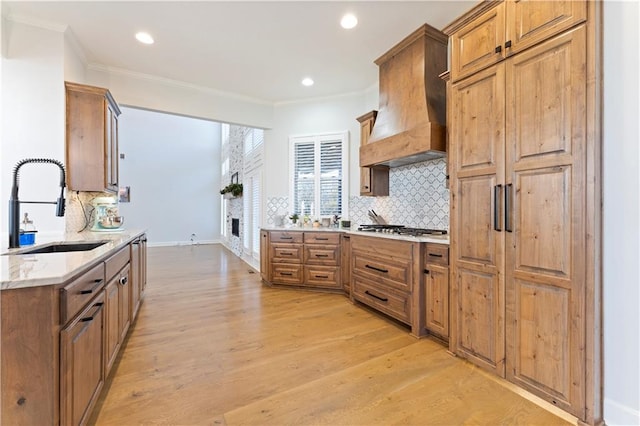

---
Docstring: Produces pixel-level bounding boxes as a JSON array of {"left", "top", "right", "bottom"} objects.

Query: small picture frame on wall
[
  {"left": 231, "top": 172, "right": 239, "bottom": 184},
  {"left": 119, "top": 186, "right": 130, "bottom": 203}
]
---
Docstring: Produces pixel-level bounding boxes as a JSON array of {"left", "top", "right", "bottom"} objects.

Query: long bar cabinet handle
[
  {"left": 494, "top": 184, "right": 502, "bottom": 231},
  {"left": 505, "top": 183, "right": 513, "bottom": 233}
]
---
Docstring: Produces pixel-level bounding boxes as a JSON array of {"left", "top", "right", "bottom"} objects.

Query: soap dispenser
[{"left": 19, "top": 212, "right": 37, "bottom": 246}]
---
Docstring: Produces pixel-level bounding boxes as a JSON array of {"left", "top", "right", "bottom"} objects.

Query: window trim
[{"left": 288, "top": 131, "right": 349, "bottom": 219}]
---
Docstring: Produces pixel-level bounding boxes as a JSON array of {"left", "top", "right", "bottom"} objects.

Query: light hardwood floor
[{"left": 90, "top": 244, "right": 572, "bottom": 425}]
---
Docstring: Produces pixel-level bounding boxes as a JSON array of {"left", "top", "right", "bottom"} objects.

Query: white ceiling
[{"left": 3, "top": 1, "right": 477, "bottom": 104}]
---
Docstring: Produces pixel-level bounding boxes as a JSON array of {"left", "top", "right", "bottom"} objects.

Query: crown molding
[
  {"left": 87, "top": 63, "right": 275, "bottom": 107},
  {"left": 5, "top": 12, "right": 67, "bottom": 33}
]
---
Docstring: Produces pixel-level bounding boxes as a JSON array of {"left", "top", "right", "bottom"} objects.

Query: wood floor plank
[{"left": 90, "top": 245, "right": 571, "bottom": 425}]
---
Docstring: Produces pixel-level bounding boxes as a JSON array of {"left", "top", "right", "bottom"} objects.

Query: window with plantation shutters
[{"left": 289, "top": 132, "right": 348, "bottom": 219}]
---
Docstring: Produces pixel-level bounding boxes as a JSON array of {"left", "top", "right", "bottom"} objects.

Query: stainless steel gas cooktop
[{"left": 357, "top": 224, "right": 448, "bottom": 237}]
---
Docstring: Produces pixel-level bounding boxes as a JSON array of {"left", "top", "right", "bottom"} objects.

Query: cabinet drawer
[
  {"left": 304, "top": 245, "right": 340, "bottom": 266},
  {"left": 271, "top": 264, "right": 303, "bottom": 285},
  {"left": 105, "top": 245, "right": 130, "bottom": 280},
  {"left": 303, "top": 266, "right": 341, "bottom": 289},
  {"left": 270, "top": 243, "right": 303, "bottom": 263},
  {"left": 60, "top": 262, "right": 106, "bottom": 324},
  {"left": 303, "top": 232, "right": 340, "bottom": 244},
  {"left": 351, "top": 235, "right": 414, "bottom": 260},
  {"left": 270, "top": 231, "right": 303, "bottom": 244},
  {"left": 424, "top": 244, "right": 449, "bottom": 266},
  {"left": 352, "top": 253, "right": 411, "bottom": 292},
  {"left": 352, "top": 276, "right": 411, "bottom": 324}
]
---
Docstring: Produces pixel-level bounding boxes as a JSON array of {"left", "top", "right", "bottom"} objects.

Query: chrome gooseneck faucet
[{"left": 9, "top": 158, "right": 66, "bottom": 248}]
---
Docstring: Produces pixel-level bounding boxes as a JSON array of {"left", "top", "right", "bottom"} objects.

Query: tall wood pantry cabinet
[
  {"left": 445, "top": 1, "right": 601, "bottom": 423},
  {"left": 65, "top": 82, "right": 121, "bottom": 193}
]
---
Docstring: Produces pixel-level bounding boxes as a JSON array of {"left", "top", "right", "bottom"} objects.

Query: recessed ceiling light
[
  {"left": 135, "top": 32, "right": 154, "bottom": 45},
  {"left": 301, "top": 77, "right": 314, "bottom": 87},
  {"left": 340, "top": 14, "right": 358, "bottom": 29}
]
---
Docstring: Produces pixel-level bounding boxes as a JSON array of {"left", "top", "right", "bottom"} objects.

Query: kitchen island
[
  {"left": 1, "top": 229, "right": 147, "bottom": 426},
  {"left": 261, "top": 226, "right": 449, "bottom": 340}
]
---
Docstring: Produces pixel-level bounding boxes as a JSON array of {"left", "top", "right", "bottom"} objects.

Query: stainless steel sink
[{"left": 5, "top": 241, "right": 108, "bottom": 255}]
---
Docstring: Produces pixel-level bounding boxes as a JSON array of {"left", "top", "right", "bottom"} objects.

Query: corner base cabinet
[{"left": 261, "top": 230, "right": 343, "bottom": 291}]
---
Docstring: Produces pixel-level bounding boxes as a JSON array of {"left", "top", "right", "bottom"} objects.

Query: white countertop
[
  {"left": 261, "top": 226, "right": 450, "bottom": 245},
  {"left": 1, "top": 229, "right": 146, "bottom": 291}
]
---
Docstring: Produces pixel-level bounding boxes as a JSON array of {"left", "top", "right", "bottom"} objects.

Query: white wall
[
  {"left": 265, "top": 92, "right": 378, "bottom": 204},
  {"left": 86, "top": 66, "right": 274, "bottom": 130},
  {"left": 602, "top": 1, "right": 640, "bottom": 424},
  {"left": 117, "top": 107, "right": 221, "bottom": 245},
  {"left": 0, "top": 20, "right": 66, "bottom": 242}
]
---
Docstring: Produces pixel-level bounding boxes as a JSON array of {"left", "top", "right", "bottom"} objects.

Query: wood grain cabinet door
[
  {"left": 104, "top": 278, "right": 120, "bottom": 377},
  {"left": 504, "top": 26, "right": 586, "bottom": 417},
  {"left": 424, "top": 264, "right": 449, "bottom": 339},
  {"left": 505, "top": 0, "right": 587, "bottom": 57},
  {"left": 60, "top": 293, "right": 105, "bottom": 426},
  {"left": 450, "top": 2, "right": 505, "bottom": 82},
  {"left": 450, "top": 64, "right": 506, "bottom": 376}
]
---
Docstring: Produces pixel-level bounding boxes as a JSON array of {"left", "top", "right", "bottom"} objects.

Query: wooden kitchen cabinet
[
  {"left": 449, "top": 0, "right": 586, "bottom": 82},
  {"left": 341, "top": 234, "right": 351, "bottom": 295},
  {"left": 262, "top": 230, "right": 343, "bottom": 291},
  {"left": 357, "top": 111, "right": 389, "bottom": 196},
  {"left": 104, "top": 278, "right": 121, "bottom": 377},
  {"left": 447, "top": 4, "right": 592, "bottom": 418},
  {"left": 350, "top": 235, "right": 421, "bottom": 336},
  {"left": 60, "top": 292, "right": 105, "bottom": 426},
  {"left": 130, "top": 234, "right": 147, "bottom": 320},
  {"left": 423, "top": 244, "right": 449, "bottom": 340},
  {"left": 260, "top": 230, "right": 269, "bottom": 282},
  {"left": 65, "top": 81, "right": 122, "bottom": 193}
]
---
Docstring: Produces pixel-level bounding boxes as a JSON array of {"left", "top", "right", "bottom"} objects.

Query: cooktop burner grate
[{"left": 357, "top": 224, "right": 447, "bottom": 236}]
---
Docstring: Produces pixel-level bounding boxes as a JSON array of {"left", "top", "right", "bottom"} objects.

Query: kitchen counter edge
[
  {"left": 1, "top": 229, "right": 147, "bottom": 291},
  {"left": 261, "top": 227, "right": 450, "bottom": 245}
]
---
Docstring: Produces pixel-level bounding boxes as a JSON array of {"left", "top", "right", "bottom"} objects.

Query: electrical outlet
[{"left": 190, "top": 233, "right": 197, "bottom": 245}]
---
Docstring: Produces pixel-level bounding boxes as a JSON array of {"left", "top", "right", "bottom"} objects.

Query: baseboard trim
[
  {"left": 604, "top": 397, "right": 640, "bottom": 425},
  {"left": 148, "top": 239, "right": 222, "bottom": 248}
]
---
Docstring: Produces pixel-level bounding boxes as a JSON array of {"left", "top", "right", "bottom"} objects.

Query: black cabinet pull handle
[
  {"left": 365, "top": 264, "right": 388, "bottom": 274},
  {"left": 424, "top": 269, "right": 430, "bottom": 274},
  {"left": 314, "top": 275, "right": 329, "bottom": 279},
  {"left": 314, "top": 237, "right": 328, "bottom": 241},
  {"left": 428, "top": 253, "right": 443, "bottom": 258},
  {"left": 505, "top": 183, "right": 513, "bottom": 233},
  {"left": 281, "top": 252, "right": 293, "bottom": 255},
  {"left": 365, "top": 290, "right": 388, "bottom": 302},
  {"left": 79, "top": 279, "right": 104, "bottom": 295},
  {"left": 494, "top": 184, "right": 502, "bottom": 231},
  {"left": 80, "top": 302, "right": 103, "bottom": 322},
  {"left": 315, "top": 254, "right": 329, "bottom": 258},
  {"left": 495, "top": 45, "right": 502, "bottom": 53},
  {"left": 281, "top": 272, "right": 293, "bottom": 276},
  {"left": 280, "top": 236, "right": 293, "bottom": 240},
  {"left": 343, "top": 236, "right": 350, "bottom": 240},
  {"left": 505, "top": 40, "right": 512, "bottom": 48},
  {"left": 80, "top": 316, "right": 94, "bottom": 322}
]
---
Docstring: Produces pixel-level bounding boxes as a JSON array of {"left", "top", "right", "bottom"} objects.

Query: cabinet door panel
[
  {"left": 509, "top": 29, "right": 583, "bottom": 165},
  {"left": 104, "top": 279, "right": 120, "bottom": 376},
  {"left": 512, "top": 279, "right": 571, "bottom": 403},
  {"left": 506, "top": 0, "right": 586, "bottom": 56},
  {"left": 424, "top": 264, "right": 449, "bottom": 338},
  {"left": 60, "top": 294, "right": 105, "bottom": 426},
  {"left": 456, "top": 267, "right": 504, "bottom": 374},
  {"left": 452, "top": 65, "right": 505, "bottom": 175},
  {"left": 505, "top": 26, "right": 586, "bottom": 417},
  {"left": 451, "top": 2, "right": 505, "bottom": 81}
]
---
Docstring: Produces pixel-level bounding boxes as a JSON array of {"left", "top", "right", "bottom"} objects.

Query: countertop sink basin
[{"left": 7, "top": 241, "right": 108, "bottom": 255}]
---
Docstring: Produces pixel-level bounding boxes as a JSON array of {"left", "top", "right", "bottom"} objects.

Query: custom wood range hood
[{"left": 360, "top": 24, "right": 448, "bottom": 168}]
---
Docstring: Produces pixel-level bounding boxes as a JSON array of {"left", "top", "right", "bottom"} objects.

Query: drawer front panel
[
  {"left": 352, "top": 277, "right": 411, "bottom": 324},
  {"left": 303, "top": 265, "right": 341, "bottom": 289},
  {"left": 350, "top": 235, "right": 414, "bottom": 260},
  {"left": 424, "top": 244, "right": 449, "bottom": 266},
  {"left": 270, "top": 231, "right": 303, "bottom": 244},
  {"left": 270, "top": 243, "right": 303, "bottom": 263},
  {"left": 105, "top": 246, "right": 130, "bottom": 280},
  {"left": 61, "top": 262, "right": 106, "bottom": 324},
  {"left": 271, "top": 264, "right": 303, "bottom": 285},
  {"left": 303, "top": 232, "right": 340, "bottom": 244},
  {"left": 304, "top": 245, "right": 340, "bottom": 266},
  {"left": 352, "top": 253, "right": 411, "bottom": 292}
]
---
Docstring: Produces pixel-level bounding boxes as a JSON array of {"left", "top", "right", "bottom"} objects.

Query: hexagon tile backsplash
[{"left": 266, "top": 158, "right": 449, "bottom": 230}]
